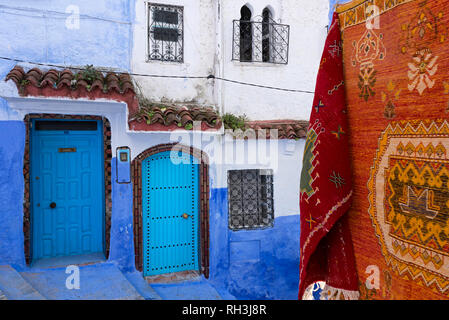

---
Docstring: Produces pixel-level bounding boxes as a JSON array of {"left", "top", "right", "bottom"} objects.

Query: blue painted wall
[
  {"left": 0, "top": 121, "right": 26, "bottom": 269},
  {"left": 0, "top": 0, "right": 133, "bottom": 71},
  {"left": 0, "top": 0, "right": 136, "bottom": 271},
  {"left": 0, "top": 0, "right": 134, "bottom": 118},
  {"left": 0, "top": 62, "right": 19, "bottom": 119},
  {"left": 109, "top": 158, "right": 135, "bottom": 272},
  {"left": 208, "top": 188, "right": 300, "bottom": 300},
  {"left": 0, "top": 135, "right": 137, "bottom": 272}
]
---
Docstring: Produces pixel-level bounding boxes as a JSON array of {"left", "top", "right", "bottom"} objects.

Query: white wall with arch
[{"left": 219, "top": 0, "right": 329, "bottom": 121}]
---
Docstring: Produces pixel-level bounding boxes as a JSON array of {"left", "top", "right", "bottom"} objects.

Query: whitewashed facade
[
  {"left": 132, "top": 0, "right": 329, "bottom": 120},
  {"left": 129, "top": 0, "right": 330, "bottom": 220}
]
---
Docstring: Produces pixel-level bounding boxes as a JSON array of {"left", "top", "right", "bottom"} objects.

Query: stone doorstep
[
  {"left": 121, "top": 271, "right": 162, "bottom": 300},
  {"left": 0, "top": 265, "right": 46, "bottom": 300},
  {"left": 30, "top": 252, "right": 106, "bottom": 269},
  {"left": 145, "top": 270, "right": 201, "bottom": 284},
  {"left": 20, "top": 263, "right": 145, "bottom": 300}
]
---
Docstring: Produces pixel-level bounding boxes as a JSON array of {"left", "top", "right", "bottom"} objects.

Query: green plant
[
  {"left": 77, "top": 65, "right": 101, "bottom": 84},
  {"left": 222, "top": 113, "right": 248, "bottom": 131},
  {"left": 18, "top": 79, "right": 30, "bottom": 96},
  {"left": 145, "top": 110, "right": 155, "bottom": 124},
  {"left": 185, "top": 123, "right": 193, "bottom": 130}
]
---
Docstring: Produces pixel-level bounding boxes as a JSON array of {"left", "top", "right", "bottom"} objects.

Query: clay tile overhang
[
  {"left": 239, "top": 120, "right": 309, "bottom": 140},
  {"left": 5, "top": 65, "right": 137, "bottom": 96},
  {"left": 4, "top": 64, "right": 141, "bottom": 126},
  {"left": 5, "top": 66, "right": 309, "bottom": 136},
  {"left": 128, "top": 104, "right": 223, "bottom": 132}
]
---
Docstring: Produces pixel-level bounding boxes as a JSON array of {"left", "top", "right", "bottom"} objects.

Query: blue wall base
[
  {"left": 209, "top": 188, "right": 300, "bottom": 300},
  {"left": 0, "top": 121, "right": 26, "bottom": 269}
]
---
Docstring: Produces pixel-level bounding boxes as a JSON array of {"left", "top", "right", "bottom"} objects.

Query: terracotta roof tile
[
  {"left": 241, "top": 120, "right": 309, "bottom": 139},
  {"left": 5, "top": 65, "right": 135, "bottom": 95},
  {"left": 129, "top": 104, "right": 222, "bottom": 130},
  {"left": 5, "top": 67, "right": 24, "bottom": 84},
  {"left": 5, "top": 66, "right": 308, "bottom": 136}
]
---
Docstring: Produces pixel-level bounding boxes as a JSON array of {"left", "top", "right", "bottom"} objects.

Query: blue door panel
[
  {"left": 142, "top": 151, "right": 200, "bottom": 276},
  {"left": 31, "top": 120, "right": 104, "bottom": 262}
]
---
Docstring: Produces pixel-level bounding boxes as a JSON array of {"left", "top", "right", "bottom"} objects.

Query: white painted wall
[
  {"left": 131, "top": 0, "right": 217, "bottom": 105},
  {"left": 219, "top": 0, "right": 329, "bottom": 120},
  {"left": 131, "top": 0, "right": 329, "bottom": 121}
]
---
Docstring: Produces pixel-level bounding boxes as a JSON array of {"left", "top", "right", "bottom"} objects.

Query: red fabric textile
[{"left": 298, "top": 13, "right": 358, "bottom": 299}]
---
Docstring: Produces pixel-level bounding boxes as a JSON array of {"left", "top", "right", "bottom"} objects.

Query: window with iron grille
[
  {"left": 228, "top": 169, "right": 274, "bottom": 230},
  {"left": 232, "top": 6, "right": 289, "bottom": 64},
  {"left": 148, "top": 3, "right": 183, "bottom": 63}
]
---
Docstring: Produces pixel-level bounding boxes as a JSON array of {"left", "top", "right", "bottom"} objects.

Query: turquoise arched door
[{"left": 142, "top": 151, "right": 200, "bottom": 276}]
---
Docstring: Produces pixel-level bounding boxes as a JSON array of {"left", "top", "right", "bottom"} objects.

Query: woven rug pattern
[{"left": 338, "top": 0, "right": 449, "bottom": 300}]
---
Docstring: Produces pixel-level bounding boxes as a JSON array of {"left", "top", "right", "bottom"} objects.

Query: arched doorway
[{"left": 132, "top": 143, "right": 210, "bottom": 278}]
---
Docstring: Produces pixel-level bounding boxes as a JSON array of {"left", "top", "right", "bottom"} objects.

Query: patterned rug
[
  {"left": 337, "top": 0, "right": 449, "bottom": 300},
  {"left": 299, "top": 13, "right": 359, "bottom": 300}
]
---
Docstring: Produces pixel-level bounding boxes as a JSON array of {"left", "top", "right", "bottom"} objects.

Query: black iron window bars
[
  {"left": 232, "top": 17, "right": 290, "bottom": 64},
  {"left": 228, "top": 169, "right": 274, "bottom": 230},
  {"left": 148, "top": 3, "right": 184, "bottom": 63}
]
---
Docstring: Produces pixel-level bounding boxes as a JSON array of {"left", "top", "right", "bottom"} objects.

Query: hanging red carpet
[
  {"left": 335, "top": 0, "right": 449, "bottom": 300},
  {"left": 298, "top": 12, "right": 359, "bottom": 300}
]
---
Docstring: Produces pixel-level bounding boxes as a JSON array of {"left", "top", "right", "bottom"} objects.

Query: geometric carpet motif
[
  {"left": 336, "top": 0, "right": 449, "bottom": 299},
  {"left": 368, "top": 119, "right": 449, "bottom": 295}
]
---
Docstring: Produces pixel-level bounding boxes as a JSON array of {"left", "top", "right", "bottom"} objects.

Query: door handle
[
  {"left": 182, "top": 213, "right": 190, "bottom": 219},
  {"left": 50, "top": 202, "right": 57, "bottom": 209}
]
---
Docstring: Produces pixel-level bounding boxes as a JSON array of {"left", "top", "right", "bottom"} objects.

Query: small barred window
[
  {"left": 148, "top": 3, "right": 184, "bottom": 62},
  {"left": 227, "top": 169, "right": 274, "bottom": 230}
]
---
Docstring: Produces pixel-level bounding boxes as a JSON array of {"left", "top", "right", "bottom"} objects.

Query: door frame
[
  {"left": 132, "top": 143, "right": 210, "bottom": 278},
  {"left": 23, "top": 114, "right": 112, "bottom": 265}
]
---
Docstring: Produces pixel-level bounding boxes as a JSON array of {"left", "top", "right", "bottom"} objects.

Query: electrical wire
[
  {"left": 0, "top": 56, "right": 315, "bottom": 94},
  {"left": 0, "top": 4, "right": 131, "bottom": 25}
]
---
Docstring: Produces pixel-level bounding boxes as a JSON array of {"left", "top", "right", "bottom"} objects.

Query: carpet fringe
[{"left": 320, "top": 284, "right": 360, "bottom": 300}]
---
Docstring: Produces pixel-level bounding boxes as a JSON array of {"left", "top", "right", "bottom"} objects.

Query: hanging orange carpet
[{"left": 336, "top": 0, "right": 449, "bottom": 300}]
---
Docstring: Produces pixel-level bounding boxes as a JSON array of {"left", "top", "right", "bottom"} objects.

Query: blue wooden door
[
  {"left": 142, "top": 151, "right": 200, "bottom": 276},
  {"left": 30, "top": 120, "right": 104, "bottom": 262}
]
